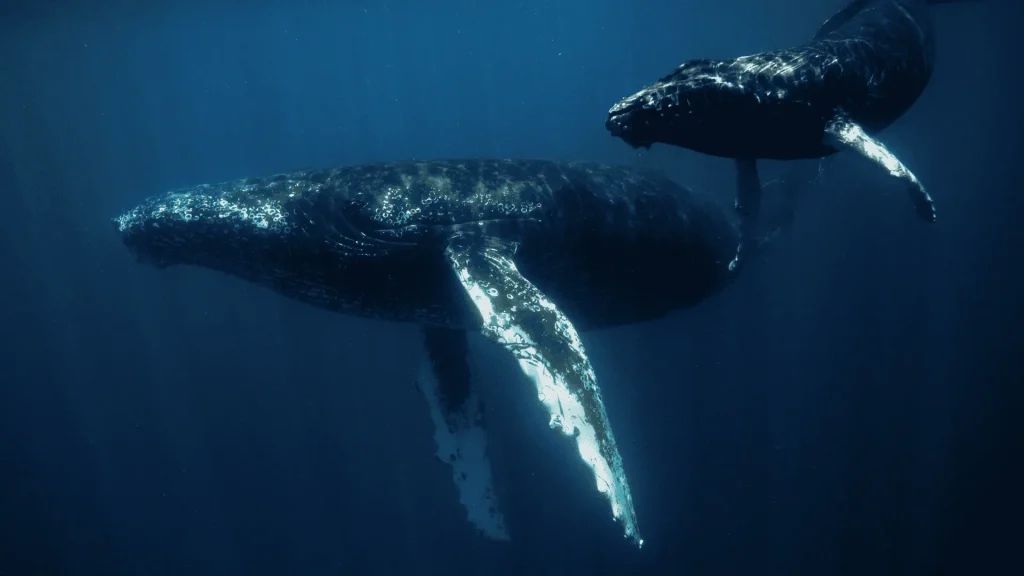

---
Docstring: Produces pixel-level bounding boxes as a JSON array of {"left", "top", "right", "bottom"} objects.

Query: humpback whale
[
  {"left": 113, "top": 158, "right": 810, "bottom": 547},
  {"left": 605, "top": 0, "right": 978, "bottom": 267}
]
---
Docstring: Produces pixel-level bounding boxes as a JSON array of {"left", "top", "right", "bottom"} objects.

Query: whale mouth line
[{"left": 605, "top": 111, "right": 653, "bottom": 150}]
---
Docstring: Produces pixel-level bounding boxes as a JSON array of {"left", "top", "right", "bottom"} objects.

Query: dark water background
[{"left": 2, "top": 0, "right": 1022, "bottom": 574}]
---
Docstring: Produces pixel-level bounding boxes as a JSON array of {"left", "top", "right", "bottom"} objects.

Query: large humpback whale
[
  {"left": 605, "top": 0, "right": 979, "bottom": 267},
  {"left": 114, "top": 158, "right": 810, "bottom": 547}
]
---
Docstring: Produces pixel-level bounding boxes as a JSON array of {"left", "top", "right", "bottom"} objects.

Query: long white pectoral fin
[
  {"left": 824, "top": 111, "right": 937, "bottom": 223},
  {"left": 443, "top": 233, "right": 643, "bottom": 548}
]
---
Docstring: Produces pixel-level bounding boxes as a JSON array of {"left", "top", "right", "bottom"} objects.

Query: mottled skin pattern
[
  {"left": 605, "top": 0, "right": 941, "bottom": 159},
  {"left": 116, "top": 159, "right": 738, "bottom": 333}
]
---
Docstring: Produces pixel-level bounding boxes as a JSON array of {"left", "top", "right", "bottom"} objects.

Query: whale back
[{"left": 116, "top": 159, "right": 740, "bottom": 331}]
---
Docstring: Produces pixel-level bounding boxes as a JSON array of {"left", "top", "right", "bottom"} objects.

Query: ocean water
[{"left": 1, "top": 1, "right": 1021, "bottom": 574}]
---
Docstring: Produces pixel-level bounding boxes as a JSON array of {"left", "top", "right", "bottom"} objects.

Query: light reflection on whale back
[{"left": 115, "top": 159, "right": 738, "bottom": 331}]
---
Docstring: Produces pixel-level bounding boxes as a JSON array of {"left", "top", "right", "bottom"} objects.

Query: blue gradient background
[{"left": 2, "top": 1, "right": 1021, "bottom": 574}]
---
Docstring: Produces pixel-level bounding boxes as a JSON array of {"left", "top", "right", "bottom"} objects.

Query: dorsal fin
[{"left": 813, "top": 0, "right": 875, "bottom": 39}]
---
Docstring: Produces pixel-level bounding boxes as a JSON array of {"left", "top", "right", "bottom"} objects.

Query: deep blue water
[{"left": 2, "top": 1, "right": 1022, "bottom": 574}]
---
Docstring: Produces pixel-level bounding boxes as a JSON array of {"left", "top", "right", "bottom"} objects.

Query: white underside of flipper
[
  {"left": 416, "top": 351, "right": 509, "bottom": 541},
  {"left": 444, "top": 234, "right": 643, "bottom": 547},
  {"left": 824, "top": 111, "right": 937, "bottom": 223}
]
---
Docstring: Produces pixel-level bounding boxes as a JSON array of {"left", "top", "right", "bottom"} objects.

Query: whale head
[
  {"left": 606, "top": 58, "right": 770, "bottom": 157},
  {"left": 112, "top": 179, "right": 311, "bottom": 275},
  {"left": 112, "top": 173, "right": 433, "bottom": 320}
]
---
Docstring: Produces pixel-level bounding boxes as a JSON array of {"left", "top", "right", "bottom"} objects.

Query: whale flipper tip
[{"left": 824, "top": 112, "right": 937, "bottom": 223}]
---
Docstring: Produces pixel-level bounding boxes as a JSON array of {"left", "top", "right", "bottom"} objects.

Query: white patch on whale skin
[
  {"left": 446, "top": 237, "right": 643, "bottom": 548},
  {"left": 416, "top": 351, "right": 509, "bottom": 541}
]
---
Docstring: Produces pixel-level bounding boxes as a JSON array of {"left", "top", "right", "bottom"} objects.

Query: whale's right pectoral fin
[
  {"left": 443, "top": 233, "right": 643, "bottom": 548},
  {"left": 824, "top": 111, "right": 937, "bottom": 222}
]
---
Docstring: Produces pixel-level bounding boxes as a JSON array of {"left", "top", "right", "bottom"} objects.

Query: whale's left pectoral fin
[
  {"left": 416, "top": 326, "right": 509, "bottom": 542},
  {"left": 443, "top": 233, "right": 643, "bottom": 548},
  {"left": 729, "top": 158, "right": 762, "bottom": 273},
  {"left": 824, "top": 112, "right": 937, "bottom": 222}
]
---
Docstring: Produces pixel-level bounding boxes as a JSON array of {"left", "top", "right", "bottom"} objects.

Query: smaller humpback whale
[
  {"left": 113, "top": 158, "right": 813, "bottom": 547},
  {"left": 606, "top": 0, "right": 980, "bottom": 268}
]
